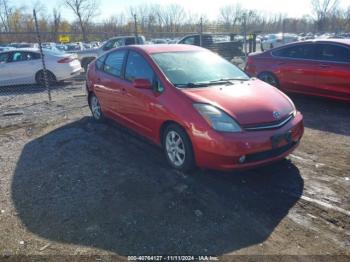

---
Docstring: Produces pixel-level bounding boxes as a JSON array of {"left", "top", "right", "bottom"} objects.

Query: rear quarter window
[{"left": 95, "top": 54, "right": 107, "bottom": 70}]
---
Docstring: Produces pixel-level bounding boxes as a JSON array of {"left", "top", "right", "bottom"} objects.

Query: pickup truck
[
  {"left": 72, "top": 35, "right": 145, "bottom": 71},
  {"left": 177, "top": 34, "right": 243, "bottom": 60}
]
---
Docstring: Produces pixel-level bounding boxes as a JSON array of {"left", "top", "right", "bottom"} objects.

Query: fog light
[{"left": 239, "top": 155, "right": 246, "bottom": 164}]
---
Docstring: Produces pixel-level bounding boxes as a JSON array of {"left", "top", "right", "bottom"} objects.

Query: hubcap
[
  {"left": 165, "top": 131, "right": 185, "bottom": 167},
  {"left": 91, "top": 96, "right": 101, "bottom": 119}
]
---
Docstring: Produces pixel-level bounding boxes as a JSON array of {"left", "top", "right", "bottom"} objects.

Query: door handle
[
  {"left": 121, "top": 87, "right": 127, "bottom": 94},
  {"left": 320, "top": 64, "right": 329, "bottom": 68},
  {"left": 96, "top": 77, "right": 101, "bottom": 82}
]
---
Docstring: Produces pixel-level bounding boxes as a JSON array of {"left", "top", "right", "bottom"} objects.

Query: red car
[
  {"left": 86, "top": 44, "right": 304, "bottom": 172},
  {"left": 245, "top": 39, "right": 350, "bottom": 102}
]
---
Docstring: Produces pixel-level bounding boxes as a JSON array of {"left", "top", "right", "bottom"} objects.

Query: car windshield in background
[{"left": 151, "top": 51, "right": 249, "bottom": 88}]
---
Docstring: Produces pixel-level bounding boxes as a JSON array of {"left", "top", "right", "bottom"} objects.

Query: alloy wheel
[{"left": 165, "top": 130, "right": 186, "bottom": 167}]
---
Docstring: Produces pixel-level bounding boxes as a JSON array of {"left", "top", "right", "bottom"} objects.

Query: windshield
[{"left": 151, "top": 51, "right": 249, "bottom": 87}]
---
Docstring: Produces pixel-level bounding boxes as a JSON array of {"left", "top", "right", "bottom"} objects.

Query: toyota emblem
[{"left": 273, "top": 111, "right": 281, "bottom": 120}]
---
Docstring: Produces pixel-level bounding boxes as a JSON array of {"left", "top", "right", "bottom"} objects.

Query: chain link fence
[{"left": 0, "top": 10, "right": 264, "bottom": 122}]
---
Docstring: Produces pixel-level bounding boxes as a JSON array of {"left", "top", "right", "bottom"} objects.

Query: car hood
[{"left": 180, "top": 79, "right": 295, "bottom": 126}]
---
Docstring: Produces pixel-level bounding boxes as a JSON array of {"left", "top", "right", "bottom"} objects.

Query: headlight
[
  {"left": 284, "top": 95, "right": 297, "bottom": 117},
  {"left": 193, "top": 104, "right": 242, "bottom": 132}
]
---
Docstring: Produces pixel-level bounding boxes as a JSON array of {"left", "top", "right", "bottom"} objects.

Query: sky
[{"left": 22, "top": 0, "right": 350, "bottom": 21}]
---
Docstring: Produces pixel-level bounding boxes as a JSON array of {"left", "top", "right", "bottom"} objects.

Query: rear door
[
  {"left": 93, "top": 50, "right": 127, "bottom": 118},
  {"left": 314, "top": 43, "right": 350, "bottom": 100},
  {"left": 272, "top": 43, "right": 318, "bottom": 93}
]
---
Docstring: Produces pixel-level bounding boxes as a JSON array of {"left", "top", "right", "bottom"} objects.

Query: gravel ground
[{"left": 0, "top": 78, "right": 349, "bottom": 261}]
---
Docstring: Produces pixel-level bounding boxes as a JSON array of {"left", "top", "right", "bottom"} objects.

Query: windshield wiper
[
  {"left": 174, "top": 78, "right": 249, "bottom": 88},
  {"left": 211, "top": 78, "right": 249, "bottom": 84},
  {"left": 174, "top": 82, "right": 209, "bottom": 88}
]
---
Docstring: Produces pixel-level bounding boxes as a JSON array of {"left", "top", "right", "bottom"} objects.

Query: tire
[
  {"left": 258, "top": 72, "right": 280, "bottom": 88},
  {"left": 81, "top": 58, "right": 95, "bottom": 72},
  {"left": 89, "top": 93, "right": 104, "bottom": 121},
  {"left": 162, "top": 124, "right": 195, "bottom": 172},
  {"left": 35, "top": 70, "right": 56, "bottom": 87}
]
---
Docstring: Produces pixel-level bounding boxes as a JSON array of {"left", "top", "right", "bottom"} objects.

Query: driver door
[
  {"left": 0, "top": 52, "right": 11, "bottom": 86},
  {"left": 118, "top": 51, "right": 161, "bottom": 138}
]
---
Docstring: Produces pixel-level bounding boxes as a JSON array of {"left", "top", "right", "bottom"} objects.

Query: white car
[
  {"left": 0, "top": 48, "right": 81, "bottom": 86},
  {"left": 261, "top": 33, "right": 298, "bottom": 51}
]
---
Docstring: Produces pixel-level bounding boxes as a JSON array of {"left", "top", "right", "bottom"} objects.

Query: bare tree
[
  {"left": 219, "top": 4, "right": 243, "bottom": 31},
  {"left": 0, "top": 0, "right": 11, "bottom": 32},
  {"left": 311, "top": 0, "right": 339, "bottom": 31},
  {"left": 64, "top": 0, "right": 99, "bottom": 42},
  {"left": 51, "top": 8, "right": 61, "bottom": 41}
]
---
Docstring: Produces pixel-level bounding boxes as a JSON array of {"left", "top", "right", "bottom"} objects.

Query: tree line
[{"left": 0, "top": 0, "right": 349, "bottom": 43}]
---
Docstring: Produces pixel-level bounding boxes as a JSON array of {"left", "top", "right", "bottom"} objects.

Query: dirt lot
[{"left": 0, "top": 78, "right": 349, "bottom": 261}]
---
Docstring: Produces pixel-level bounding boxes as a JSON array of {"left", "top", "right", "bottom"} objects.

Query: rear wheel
[
  {"left": 35, "top": 70, "right": 56, "bottom": 86},
  {"left": 258, "top": 72, "right": 280, "bottom": 88},
  {"left": 89, "top": 93, "right": 103, "bottom": 121},
  {"left": 162, "top": 124, "right": 195, "bottom": 172}
]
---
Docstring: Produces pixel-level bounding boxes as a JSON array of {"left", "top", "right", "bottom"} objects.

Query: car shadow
[
  {"left": 11, "top": 117, "right": 303, "bottom": 255},
  {"left": 289, "top": 94, "right": 350, "bottom": 136}
]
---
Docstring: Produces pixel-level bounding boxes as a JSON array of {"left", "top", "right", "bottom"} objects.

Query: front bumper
[{"left": 190, "top": 112, "right": 304, "bottom": 171}]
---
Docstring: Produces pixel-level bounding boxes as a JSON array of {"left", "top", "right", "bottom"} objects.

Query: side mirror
[{"left": 133, "top": 78, "right": 152, "bottom": 89}]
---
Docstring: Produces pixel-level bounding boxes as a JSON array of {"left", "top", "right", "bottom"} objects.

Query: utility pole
[
  {"left": 199, "top": 17, "right": 203, "bottom": 47},
  {"left": 134, "top": 14, "right": 138, "bottom": 44},
  {"left": 33, "top": 9, "right": 51, "bottom": 102},
  {"left": 243, "top": 13, "right": 247, "bottom": 58}
]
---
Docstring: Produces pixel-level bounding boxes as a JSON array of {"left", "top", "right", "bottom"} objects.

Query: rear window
[
  {"left": 315, "top": 44, "right": 350, "bottom": 63},
  {"left": 43, "top": 49, "right": 65, "bottom": 56},
  {"left": 0, "top": 52, "right": 9, "bottom": 62},
  {"left": 95, "top": 54, "right": 107, "bottom": 70}
]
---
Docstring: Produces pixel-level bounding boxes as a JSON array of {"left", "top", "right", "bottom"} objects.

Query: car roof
[
  {"left": 0, "top": 48, "right": 39, "bottom": 53},
  {"left": 291, "top": 39, "right": 350, "bottom": 46},
  {"left": 315, "top": 38, "right": 350, "bottom": 45},
  {"left": 109, "top": 35, "right": 144, "bottom": 40},
  {"left": 125, "top": 44, "right": 206, "bottom": 54}
]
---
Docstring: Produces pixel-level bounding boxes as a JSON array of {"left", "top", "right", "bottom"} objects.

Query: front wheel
[
  {"left": 258, "top": 72, "right": 280, "bottom": 88},
  {"left": 163, "top": 124, "right": 195, "bottom": 172}
]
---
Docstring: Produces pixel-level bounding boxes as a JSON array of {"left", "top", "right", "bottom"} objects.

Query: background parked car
[
  {"left": 72, "top": 35, "right": 145, "bottom": 71},
  {"left": 177, "top": 33, "right": 243, "bottom": 60},
  {"left": 245, "top": 39, "right": 350, "bottom": 102},
  {"left": 260, "top": 33, "right": 298, "bottom": 51},
  {"left": 0, "top": 48, "right": 81, "bottom": 86}
]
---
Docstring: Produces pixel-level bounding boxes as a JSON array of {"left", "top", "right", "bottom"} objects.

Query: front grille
[
  {"left": 245, "top": 142, "right": 297, "bottom": 163},
  {"left": 244, "top": 114, "right": 294, "bottom": 131}
]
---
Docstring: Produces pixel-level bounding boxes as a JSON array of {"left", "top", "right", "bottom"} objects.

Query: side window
[
  {"left": 103, "top": 50, "right": 126, "bottom": 77},
  {"left": 316, "top": 44, "right": 350, "bottom": 63},
  {"left": 95, "top": 54, "right": 107, "bottom": 70},
  {"left": 125, "top": 38, "right": 136, "bottom": 45},
  {"left": 0, "top": 53, "right": 9, "bottom": 63},
  {"left": 272, "top": 44, "right": 315, "bottom": 59},
  {"left": 125, "top": 51, "right": 154, "bottom": 83},
  {"left": 26, "top": 52, "right": 41, "bottom": 60},
  {"left": 10, "top": 52, "right": 24, "bottom": 62},
  {"left": 183, "top": 36, "right": 195, "bottom": 45}
]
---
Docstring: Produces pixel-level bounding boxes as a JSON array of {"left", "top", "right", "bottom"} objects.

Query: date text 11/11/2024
[{"left": 127, "top": 255, "right": 219, "bottom": 261}]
